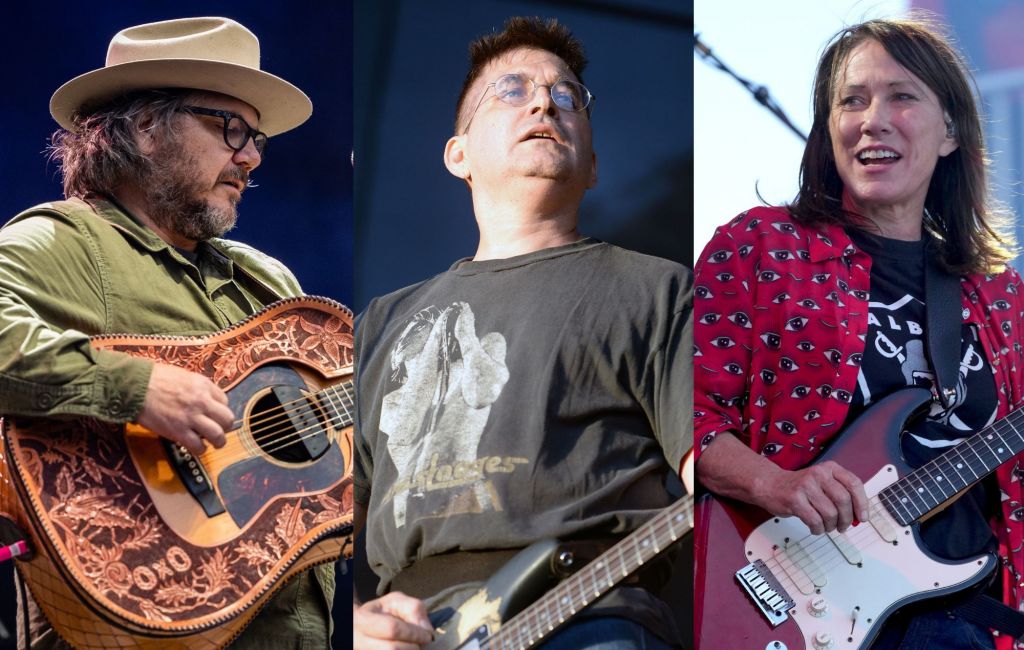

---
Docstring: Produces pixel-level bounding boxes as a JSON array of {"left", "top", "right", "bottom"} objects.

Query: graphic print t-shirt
[
  {"left": 848, "top": 230, "right": 999, "bottom": 559},
  {"left": 353, "top": 240, "right": 691, "bottom": 639}
]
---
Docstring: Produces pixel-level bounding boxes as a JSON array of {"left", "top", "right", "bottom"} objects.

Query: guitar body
[
  {"left": 426, "top": 540, "right": 561, "bottom": 650},
  {"left": 696, "top": 388, "right": 997, "bottom": 649},
  {"left": 0, "top": 297, "right": 355, "bottom": 649}
]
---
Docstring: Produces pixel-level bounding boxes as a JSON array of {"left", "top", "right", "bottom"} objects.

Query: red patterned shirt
[{"left": 694, "top": 206, "right": 1024, "bottom": 627}]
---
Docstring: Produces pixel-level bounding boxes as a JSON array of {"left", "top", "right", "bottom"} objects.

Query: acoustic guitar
[{"left": 0, "top": 296, "right": 354, "bottom": 649}]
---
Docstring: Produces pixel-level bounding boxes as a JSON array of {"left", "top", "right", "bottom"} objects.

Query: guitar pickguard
[{"left": 743, "top": 465, "right": 993, "bottom": 649}]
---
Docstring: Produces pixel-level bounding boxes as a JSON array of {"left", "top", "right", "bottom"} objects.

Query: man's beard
[{"left": 138, "top": 139, "right": 246, "bottom": 242}]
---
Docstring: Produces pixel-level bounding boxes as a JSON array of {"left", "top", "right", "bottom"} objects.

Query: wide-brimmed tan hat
[{"left": 50, "top": 16, "right": 311, "bottom": 137}]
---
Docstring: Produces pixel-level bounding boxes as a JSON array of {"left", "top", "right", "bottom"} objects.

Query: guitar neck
[
  {"left": 317, "top": 381, "right": 355, "bottom": 430},
  {"left": 880, "top": 407, "right": 1024, "bottom": 526},
  {"left": 488, "top": 496, "right": 693, "bottom": 649}
]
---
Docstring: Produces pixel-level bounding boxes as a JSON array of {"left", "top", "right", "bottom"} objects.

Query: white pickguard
[{"left": 744, "top": 465, "right": 993, "bottom": 649}]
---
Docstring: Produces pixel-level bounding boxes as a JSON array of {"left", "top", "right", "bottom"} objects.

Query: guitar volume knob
[
  {"left": 807, "top": 596, "right": 829, "bottom": 617},
  {"left": 812, "top": 632, "right": 834, "bottom": 649}
]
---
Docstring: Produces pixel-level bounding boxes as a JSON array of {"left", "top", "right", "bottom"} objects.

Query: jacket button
[{"left": 36, "top": 393, "right": 54, "bottom": 409}]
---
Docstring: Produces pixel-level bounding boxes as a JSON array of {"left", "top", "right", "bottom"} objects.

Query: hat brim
[{"left": 50, "top": 59, "right": 312, "bottom": 137}]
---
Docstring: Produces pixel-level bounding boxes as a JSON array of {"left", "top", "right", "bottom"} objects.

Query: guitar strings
[
  {"left": 754, "top": 435, "right": 1010, "bottom": 595},
  {"left": 750, "top": 413, "right": 1024, "bottom": 598},
  {"left": 753, "top": 495, "right": 898, "bottom": 598},
  {"left": 226, "top": 378, "right": 354, "bottom": 433},
  {"left": 497, "top": 503, "right": 693, "bottom": 648},
  {"left": 483, "top": 499, "right": 694, "bottom": 649},
  {"left": 193, "top": 381, "right": 356, "bottom": 465},
  {"left": 246, "top": 383, "right": 355, "bottom": 448}
]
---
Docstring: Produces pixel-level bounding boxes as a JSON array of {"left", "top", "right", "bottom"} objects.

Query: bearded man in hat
[{"left": 0, "top": 16, "right": 334, "bottom": 649}]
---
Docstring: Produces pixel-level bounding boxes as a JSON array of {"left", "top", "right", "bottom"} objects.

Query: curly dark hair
[{"left": 48, "top": 89, "right": 194, "bottom": 199}]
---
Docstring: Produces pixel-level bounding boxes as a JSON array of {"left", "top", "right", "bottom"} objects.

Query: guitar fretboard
[
  {"left": 879, "top": 407, "right": 1024, "bottom": 526},
  {"left": 318, "top": 381, "right": 355, "bottom": 429},
  {"left": 484, "top": 496, "right": 693, "bottom": 650}
]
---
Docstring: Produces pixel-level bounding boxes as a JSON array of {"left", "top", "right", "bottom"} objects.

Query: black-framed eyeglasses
[
  {"left": 181, "top": 106, "right": 268, "bottom": 155},
  {"left": 464, "top": 73, "right": 594, "bottom": 131}
]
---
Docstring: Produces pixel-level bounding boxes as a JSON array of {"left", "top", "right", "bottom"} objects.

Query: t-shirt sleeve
[{"left": 650, "top": 267, "right": 693, "bottom": 475}]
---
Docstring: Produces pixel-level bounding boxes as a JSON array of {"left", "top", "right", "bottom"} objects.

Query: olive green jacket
[{"left": 1, "top": 196, "right": 334, "bottom": 649}]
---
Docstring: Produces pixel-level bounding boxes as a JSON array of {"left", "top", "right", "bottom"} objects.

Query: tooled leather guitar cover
[{"left": 0, "top": 296, "right": 354, "bottom": 649}]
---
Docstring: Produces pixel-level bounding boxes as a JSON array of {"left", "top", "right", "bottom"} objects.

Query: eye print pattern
[
  {"left": 696, "top": 206, "right": 1024, "bottom": 613},
  {"left": 694, "top": 208, "right": 873, "bottom": 467}
]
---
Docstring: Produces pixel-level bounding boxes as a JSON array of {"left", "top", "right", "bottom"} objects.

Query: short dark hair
[
  {"left": 454, "top": 16, "right": 588, "bottom": 133},
  {"left": 789, "top": 14, "right": 1015, "bottom": 274},
  {"left": 48, "top": 89, "right": 193, "bottom": 199}
]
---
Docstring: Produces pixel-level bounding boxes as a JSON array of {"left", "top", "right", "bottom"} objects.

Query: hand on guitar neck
[
  {"left": 136, "top": 362, "right": 235, "bottom": 455},
  {"left": 698, "top": 431, "right": 869, "bottom": 534}
]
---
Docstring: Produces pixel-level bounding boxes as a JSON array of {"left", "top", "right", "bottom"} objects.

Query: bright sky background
[{"left": 694, "top": 0, "right": 910, "bottom": 259}]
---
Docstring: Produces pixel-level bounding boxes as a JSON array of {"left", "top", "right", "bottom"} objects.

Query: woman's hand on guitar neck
[
  {"left": 698, "top": 432, "right": 869, "bottom": 535},
  {"left": 354, "top": 592, "right": 433, "bottom": 649},
  {"left": 137, "top": 363, "right": 234, "bottom": 456}
]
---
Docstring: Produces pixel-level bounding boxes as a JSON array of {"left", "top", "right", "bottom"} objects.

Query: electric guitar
[
  {"left": 0, "top": 296, "right": 355, "bottom": 650},
  {"left": 695, "top": 387, "right": 1019, "bottom": 649},
  {"left": 427, "top": 495, "right": 693, "bottom": 650}
]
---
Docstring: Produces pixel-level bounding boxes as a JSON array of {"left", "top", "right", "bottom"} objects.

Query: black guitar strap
[
  {"left": 955, "top": 594, "right": 1024, "bottom": 640},
  {"left": 923, "top": 250, "right": 961, "bottom": 409}
]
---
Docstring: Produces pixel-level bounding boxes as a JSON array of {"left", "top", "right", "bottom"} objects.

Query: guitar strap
[
  {"left": 925, "top": 250, "right": 1024, "bottom": 639},
  {"left": 923, "top": 249, "right": 961, "bottom": 409},
  {"left": 955, "top": 594, "right": 1024, "bottom": 640},
  {"left": 390, "top": 538, "right": 673, "bottom": 601}
]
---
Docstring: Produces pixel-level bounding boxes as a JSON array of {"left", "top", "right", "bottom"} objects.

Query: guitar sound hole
[{"left": 250, "top": 389, "right": 330, "bottom": 463}]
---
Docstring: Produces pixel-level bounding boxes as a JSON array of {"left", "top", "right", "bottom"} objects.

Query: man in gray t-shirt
[{"left": 352, "top": 17, "right": 692, "bottom": 650}]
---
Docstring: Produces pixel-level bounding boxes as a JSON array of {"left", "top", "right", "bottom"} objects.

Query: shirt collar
[
  {"left": 805, "top": 220, "right": 861, "bottom": 263},
  {"left": 85, "top": 195, "right": 235, "bottom": 270}
]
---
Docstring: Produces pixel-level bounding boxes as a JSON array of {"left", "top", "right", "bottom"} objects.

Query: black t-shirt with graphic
[
  {"left": 354, "top": 240, "right": 692, "bottom": 644},
  {"left": 847, "top": 230, "right": 999, "bottom": 560}
]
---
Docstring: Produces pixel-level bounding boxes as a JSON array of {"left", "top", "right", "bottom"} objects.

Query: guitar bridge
[
  {"left": 163, "top": 440, "right": 226, "bottom": 517},
  {"left": 736, "top": 559, "right": 795, "bottom": 627}
]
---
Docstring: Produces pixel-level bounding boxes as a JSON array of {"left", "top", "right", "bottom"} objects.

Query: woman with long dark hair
[{"left": 695, "top": 16, "right": 1022, "bottom": 649}]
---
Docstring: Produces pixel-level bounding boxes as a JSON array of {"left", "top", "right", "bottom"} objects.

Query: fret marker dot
[
  {"left": 561, "top": 597, "right": 569, "bottom": 605},
  {"left": 936, "top": 476, "right": 943, "bottom": 482},
  {"left": 642, "top": 539, "right": 650, "bottom": 547},
  {"left": 918, "top": 487, "right": 924, "bottom": 493},
  {"left": 999, "top": 448, "right": 1005, "bottom": 454},
  {"left": 901, "top": 497, "right": 908, "bottom": 503},
  {"left": 675, "top": 515, "right": 684, "bottom": 522},
  {"left": 957, "top": 463, "right": 964, "bottom": 469},
  {"left": 988, "top": 435, "right": 994, "bottom": 440}
]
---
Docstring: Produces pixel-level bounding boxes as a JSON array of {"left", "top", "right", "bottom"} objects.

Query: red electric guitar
[{"left": 696, "top": 387, "right": 1015, "bottom": 649}]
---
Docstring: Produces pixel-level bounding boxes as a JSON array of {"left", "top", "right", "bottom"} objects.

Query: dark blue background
[{"left": 0, "top": 4, "right": 353, "bottom": 304}]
